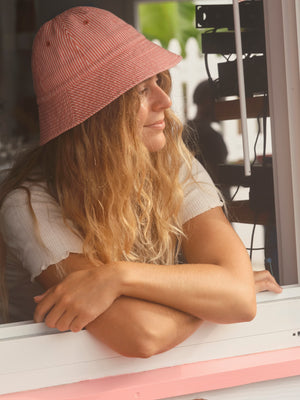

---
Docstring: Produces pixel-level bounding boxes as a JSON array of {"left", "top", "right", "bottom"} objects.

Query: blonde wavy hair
[{"left": 0, "top": 71, "right": 193, "bottom": 279}]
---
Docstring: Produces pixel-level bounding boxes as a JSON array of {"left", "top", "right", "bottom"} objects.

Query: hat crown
[{"left": 32, "top": 7, "right": 137, "bottom": 101}]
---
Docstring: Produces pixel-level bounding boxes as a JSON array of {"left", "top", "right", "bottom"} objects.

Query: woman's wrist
[
  {"left": 112, "top": 261, "right": 160, "bottom": 302},
  {"left": 111, "top": 261, "right": 132, "bottom": 298},
  {"left": 105, "top": 261, "right": 130, "bottom": 299}
]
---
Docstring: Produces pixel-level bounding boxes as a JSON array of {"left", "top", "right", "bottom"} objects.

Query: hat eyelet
[
  {"left": 46, "top": 41, "right": 51, "bottom": 47},
  {"left": 83, "top": 20, "right": 89, "bottom": 25}
]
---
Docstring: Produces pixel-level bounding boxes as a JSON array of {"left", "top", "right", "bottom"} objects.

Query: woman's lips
[{"left": 144, "top": 120, "right": 165, "bottom": 129}]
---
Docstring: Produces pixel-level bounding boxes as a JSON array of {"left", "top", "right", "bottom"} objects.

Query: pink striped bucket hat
[{"left": 31, "top": 6, "right": 182, "bottom": 145}]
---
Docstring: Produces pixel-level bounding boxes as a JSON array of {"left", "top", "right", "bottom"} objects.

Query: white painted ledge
[{"left": 0, "top": 286, "right": 300, "bottom": 395}]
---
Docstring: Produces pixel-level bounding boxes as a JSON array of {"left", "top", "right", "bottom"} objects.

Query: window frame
[
  {"left": 1, "top": 0, "right": 300, "bottom": 396},
  {"left": 264, "top": 0, "right": 300, "bottom": 284},
  {"left": 1, "top": 287, "right": 300, "bottom": 395}
]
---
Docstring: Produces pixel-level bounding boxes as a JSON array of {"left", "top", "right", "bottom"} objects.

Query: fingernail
[{"left": 34, "top": 295, "right": 45, "bottom": 303}]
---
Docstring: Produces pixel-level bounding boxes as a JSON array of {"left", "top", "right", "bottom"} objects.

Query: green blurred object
[{"left": 138, "top": 2, "right": 203, "bottom": 57}]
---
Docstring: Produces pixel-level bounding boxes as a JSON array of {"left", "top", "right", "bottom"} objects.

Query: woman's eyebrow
[
  {"left": 140, "top": 75, "right": 158, "bottom": 85},
  {"left": 139, "top": 78, "right": 150, "bottom": 85}
]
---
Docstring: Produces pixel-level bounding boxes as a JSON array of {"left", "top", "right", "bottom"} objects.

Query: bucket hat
[{"left": 31, "top": 6, "right": 182, "bottom": 145}]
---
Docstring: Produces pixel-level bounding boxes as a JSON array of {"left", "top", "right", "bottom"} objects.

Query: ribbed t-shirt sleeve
[
  {"left": 180, "top": 158, "right": 223, "bottom": 224},
  {"left": 0, "top": 184, "right": 83, "bottom": 281}
]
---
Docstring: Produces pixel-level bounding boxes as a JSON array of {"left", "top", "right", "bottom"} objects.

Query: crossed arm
[{"left": 34, "top": 207, "right": 281, "bottom": 358}]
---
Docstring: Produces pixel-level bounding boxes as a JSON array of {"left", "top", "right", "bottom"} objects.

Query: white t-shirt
[{"left": 0, "top": 159, "right": 222, "bottom": 322}]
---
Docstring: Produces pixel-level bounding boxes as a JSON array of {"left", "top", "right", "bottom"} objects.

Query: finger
[
  {"left": 45, "top": 304, "right": 65, "bottom": 328},
  {"left": 34, "top": 288, "right": 60, "bottom": 322},
  {"left": 69, "top": 308, "right": 99, "bottom": 332},
  {"left": 55, "top": 310, "right": 77, "bottom": 332},
  {"left": 33, "top": 292, "right": 49, "bottom": 303},
  {"left": 272, "top": 284, "right": 283, "bottom": 294},
  {"left": 69, "top": 316, "right": 86, "bottom": 333},
  {"left": 45, "top": 296, "right": 77, "bottom": 328},
  {"left": 254, "top": 270, "right": 274, "bottom": 281},
  {"left": 255, "top": 278, "right": 282, "bottom": 293},
  {"left": 254, "top": 270, "right": 282, "bottom": 289},
  {"left": 68, "top": 303, "right": 105, "bottom": 332},
  {"left": 265, "top": 281, "right": 282, "bottom": 293}
]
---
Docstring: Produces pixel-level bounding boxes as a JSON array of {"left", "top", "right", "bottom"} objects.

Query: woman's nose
[{"left": 152, "top": 87, "right": 172, "bottom": 111}]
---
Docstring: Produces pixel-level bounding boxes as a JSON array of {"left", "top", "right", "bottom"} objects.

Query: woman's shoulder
[
  {"left": 179, "top": 157, "right": 223, "bottom": 224},
  {"left": 179, "top": 157, "right": 210, "bottom": 184},
  {"left": 1, "top": 182, "right": 53, "bottom": 211}
]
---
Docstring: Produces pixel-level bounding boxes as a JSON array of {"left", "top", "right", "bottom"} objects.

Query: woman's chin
[{"left": 143, "top": 133, "right": 166, "bottom": 152}]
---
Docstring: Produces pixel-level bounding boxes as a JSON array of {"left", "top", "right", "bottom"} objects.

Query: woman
[{"left": 0, "top": 6, "right": 281, "bottom": 358}]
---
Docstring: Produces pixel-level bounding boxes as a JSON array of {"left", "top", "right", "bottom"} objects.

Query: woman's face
[{"left": 136, "top": 75, "right": 172, "bottom": 152}]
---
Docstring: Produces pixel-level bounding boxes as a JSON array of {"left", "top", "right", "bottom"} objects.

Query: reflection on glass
[{"left": 138, "top": 0, "right": 278, "bottom": 280}]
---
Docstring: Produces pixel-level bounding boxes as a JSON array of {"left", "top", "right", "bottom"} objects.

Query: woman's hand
[
  {"left": 254, "top": 270, "right": 282, "bottom": 293},
  {"left": 34, "top": 266, "right": 121, "bottom": 332}
]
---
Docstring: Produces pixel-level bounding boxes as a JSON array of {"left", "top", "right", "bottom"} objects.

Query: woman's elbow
[
  {"left": 235, "top": 289, "right": 257, "bottom": 322},
  {"left": 240, "top": 301, "right": 256, "bottom": 322},
  {"left": 124, "top": 320, "right": 191, "bottom": 358},
  {"left": 121, "top": 330, "right": 163, "bottom": 359},
  {"left": 131, "top": 339, "right": 159, "bottom": 359}
]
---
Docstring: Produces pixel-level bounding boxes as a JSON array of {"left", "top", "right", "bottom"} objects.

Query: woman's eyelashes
[
  {"left": 156, "top": 76, "right": 162, "bottom": 87},
  {"left": 138, "top": 76, "right": 162, "bottom": 96},
  {"left": 138, "top": 86, "right": 148, "bottom": 96}
]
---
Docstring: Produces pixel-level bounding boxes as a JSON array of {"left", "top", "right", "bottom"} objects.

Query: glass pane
[{"left": 137, "top": 0, "right": 279, "bottom": 281}]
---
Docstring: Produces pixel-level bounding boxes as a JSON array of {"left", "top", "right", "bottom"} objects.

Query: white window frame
[
  {"left": 1, "top": 0, "right": 300, "bottom": 396},
  {"left": 0, "top": 287, "right": 300, "bottom": 395},
  {"left": 264, "top": 0, "right": 300, "bottom": 285}
]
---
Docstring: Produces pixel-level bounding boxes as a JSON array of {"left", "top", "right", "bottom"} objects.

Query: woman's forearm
[
  {"left": 117, "top": 261, "right": 256, "bottom": 324},
  {"left": 111, "top": 208, "right": 256, "bottom": 324},
  {"left": 34, "top": 260, "right": 202, "bottom": 348},
  {"left": 86, "top": 296, "right": 202, "bottom": 358},
  {"left": 34, "top": 254, "right": 256, "bottom": 331}
]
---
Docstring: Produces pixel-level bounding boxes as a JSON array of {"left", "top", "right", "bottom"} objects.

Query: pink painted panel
[{"left": 2, "top": 347, "right": 300, "bottom": 400}]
